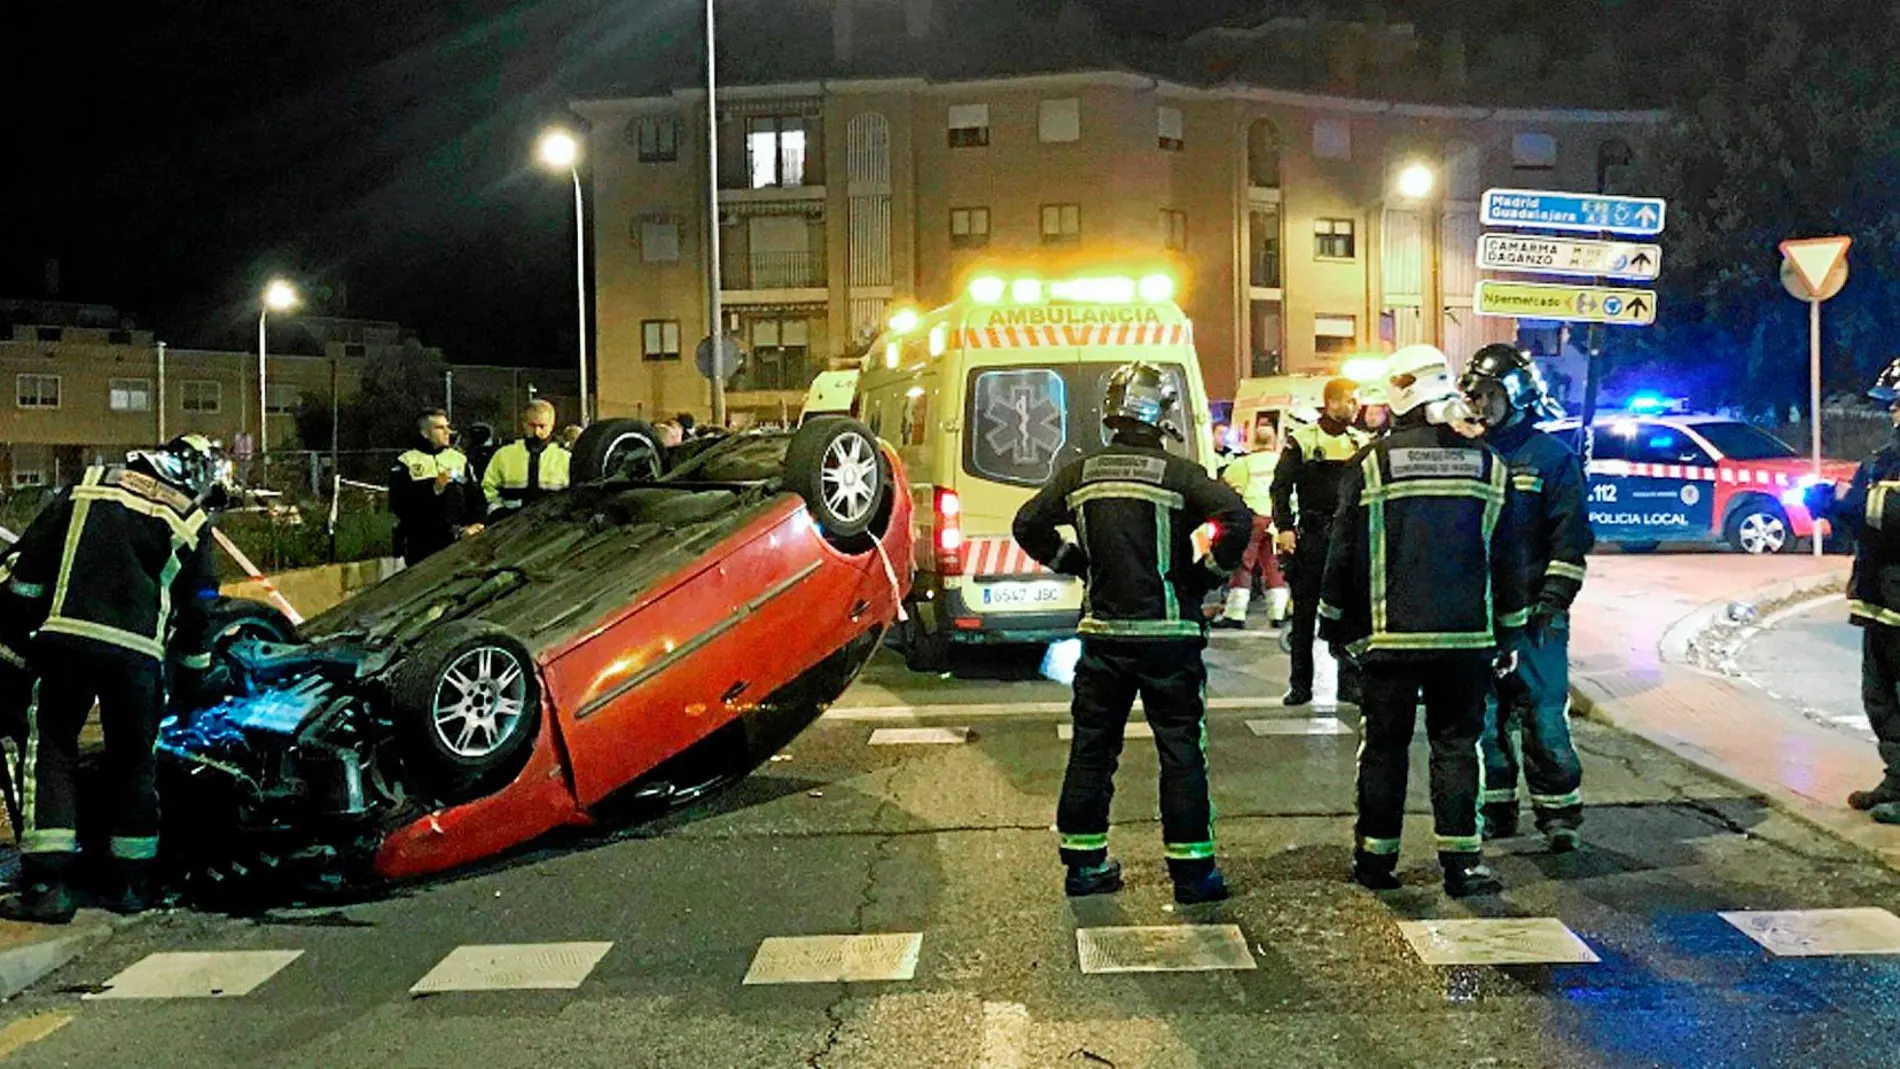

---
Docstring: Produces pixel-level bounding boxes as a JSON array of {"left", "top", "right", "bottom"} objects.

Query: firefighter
[
  {"left": 482, "top": 399, "right": 572, "bottom": 519},
  {"left": 1815, "top": 357, "right": 1900, "bottom": 823},
  {"left": 1213, "top": 420, "right": 1290, "bottom": 629},
  {"left": 0, "top": 435, "right": 229, "bottom": 922},
  {"left": 1014, "top": 362, "right": 1253, "bottom": 904},
  {"left": 1461, "top": 344, "right": 1594, "bottom": 851},
  {"left": 1319, "top": 346, "right": 1530, "bottom": 897},
  {"left": 391, "top": 409, "right": 483, "bottom": 566},
  {"left": 1271, "top": 378, "right": 1371, "bottom": 705}
]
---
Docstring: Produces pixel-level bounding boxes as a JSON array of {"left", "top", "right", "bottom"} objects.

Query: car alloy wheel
[
  {"left": 1736, "top": 511, "right": 1788, "bottom": 554},
  {"left": 432, "top": 645, "right": 530, "bottom": 759},
  {"left": 820, "top": 431, "right": 880, "bottom": 529}
]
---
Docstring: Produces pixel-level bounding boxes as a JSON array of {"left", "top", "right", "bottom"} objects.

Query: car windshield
[{"left": 1689, "top": 421, "right": 1799, "bottom": 461}]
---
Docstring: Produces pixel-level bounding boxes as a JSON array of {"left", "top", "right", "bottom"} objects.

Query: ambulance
[
  {"left": 1228, "top": 362, "right": 1389, "bottom": 449},
  {"left": 853, "top": 271, "right": 1217, "bottom": 671}
]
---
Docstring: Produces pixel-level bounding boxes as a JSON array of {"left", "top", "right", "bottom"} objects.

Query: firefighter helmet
[
  {"left": 1384, "top": 345, "right": 1458, "bottom": 417},
  {"left": 1460, "top": 343, "right": 1565, "bottom": 421},
  {"left": 1871, "top": 357, "right": 1900, "bottom": 403},
  {"left": 1102, "top": 361, "right": 1183, "bottom": 440},
  {"left": 128, "top": 434, "right": 232, "bottom": 507}
]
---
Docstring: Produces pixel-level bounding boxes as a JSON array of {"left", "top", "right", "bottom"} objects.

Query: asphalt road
[
  {"left": 4, "top": 630, "right": 1900, "bottom": 1068},
  {"left": 1736, "top": 595, "right": 1875, "bottom": 741}
]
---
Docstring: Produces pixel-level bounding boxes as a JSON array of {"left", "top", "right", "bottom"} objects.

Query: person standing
[
  {"left": 1014, "top": 362, "right": 1253, "bottom": 904},
  {"left": 482, "top": 400, "right": 572, "bottom": 519},
  {"left": 391, "top": 409, "right": 483, "bottom": 567},
  {"left": 1319, "top": 346, "right": 1530, "bottom": 897},
  {"left": 1817, "top": 358, "right": 1900, "bottom": 823},
  {"left": 1213, "top": 421, "right": 1290, "bottom": 630},
  {"left": 1460, "top": 345, "right": 1594, "bottom": 851},
  {"left": 0, "top": 435, "right": 228, "bottom": 922},
  {"left": 1271, "top": 379, "right": 1371, "bottom": 705}
]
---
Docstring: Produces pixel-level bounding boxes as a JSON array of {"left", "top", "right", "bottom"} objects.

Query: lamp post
[
  {"left": 537, "top": 128, "right": 589, "bottom": 424},
  {"left": 705, "top": 0, "right": 727, "bottom": 428},
  {"left": 258, "top": 279, "right": 300, "bottom": 457}
]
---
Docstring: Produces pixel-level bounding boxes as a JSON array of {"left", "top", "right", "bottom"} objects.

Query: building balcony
[
  {"left": 727, "top": 349, "right": 819, "bottom": 395},
  {"left": 720, "top": 250, "right": 829, "bottom": 298}
]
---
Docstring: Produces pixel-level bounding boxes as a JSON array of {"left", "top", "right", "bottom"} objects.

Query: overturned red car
[{"left": 158, "top": 417, "right": 910, "bottom": 897}]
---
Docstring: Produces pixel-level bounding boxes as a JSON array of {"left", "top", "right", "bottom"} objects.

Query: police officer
[
  {"left": 1014, "top": 362, "right": 1253, "bottom": 904},
  {"left": 391, "top": 409, "right": 483, "bottom": 567},
  {"left": 1816, "top": 357, "right": 1900, "bottom": 823},
  {"left": 1271, "top": 378, "right": 1371, "bottom": 705},
  {"left": 1213, "top": 421, "right": 1289, "bottom": 629},
  {"left": 1319, "top": 346, "right": 1530, "bottom": 897},
  {"left": 1461, "top": 344, "right": 1594, "bottom": 851},
  {"left": 482, "top": 400, "right": 572, "bottom": 519},
  {"left": 0, "top": 435, "right": 228, "bottom": 922}
]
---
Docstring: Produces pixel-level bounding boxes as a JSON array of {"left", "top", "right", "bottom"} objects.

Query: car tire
[
  {"left": 784, "top": 417, "right": 892, "bottom": 546},
  {"left": 386, "top": 622, "right": 541, "bottom": 800},
  {"left": 902, "top": 611, "right": 953, "bottom": 673},
  {"left": 571, "top": 418, "right": 666, "bottom": 483},
  {"left": 182, "top": 597, "right": 300, "bottom": 700},
  {"left": 1725, "top": 497, "right": 1790, "bottom": 555}
]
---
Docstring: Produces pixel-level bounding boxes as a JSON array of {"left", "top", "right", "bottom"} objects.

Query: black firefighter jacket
[
  {"left": 1826, "top": 429, "right": 1900, "bottom": 628},
  {"left": 1489, "top": 418, "right": 1595, "bottom": 614},
  {"left": 1014, "top": 434, "right": 1254, "bottom": 640},
  {"left": 1317, "top": 416, "right": 1531, "bottom": 664}
]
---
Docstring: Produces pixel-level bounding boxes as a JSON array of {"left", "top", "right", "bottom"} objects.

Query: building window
[
  {"left": 1313, "top": 118, "right": 1352, "bottom": 161},
  {"left": 109, "top": 377, "right": 153, "bottom": 413},
  {"left": 1040, "top": 203, "right": 1081, "bottom": 244},
  {"left": 948, "top": 104, "right": 990, "bottom": 148},
  {"left": 1314, "top": 218, "right": 1355, "bottom": 259},
  {"left": 108, "top": 329, "right": 133, "bottom": 345},
  {"left": 34, "top": 327, "right": 61, "bottom": 343},
  {"left": 1158, "top": 106, "right": 1185, "bottom": 152},
  {"left": 15, "top": 374, "right": 59, "bottom": 410},
  {"left": 182, "top": 380, "right": 222, "bottom": 413},
  {"left": 950, "top": 207, "right": 991, "bottom": 249},
  {"left": 1038, "top": 98, "right": 1080, "bottom": 143},
  {"left": 1513, "top": 132, "right": 1557, "bottom": 170},
  {"left": 1161, "top": 209, "right": 1187, "bottom": 252},
  {"left": 266, "top": 383, "right": 301, "bottom": 414},
  {"left": 745, "top": 317, "right": 814, "bottom": 391},
  {"left": 632, "top": 116, "right": 680, "bottom": 163},
  {"left": 11, "top": 469, "right": 45, "bottom": 489},
  {"left": 642, "top": 320, "right": 682, "bottom": 361},
  {"left": 1250, "top": 208, "right": 1282, "bottom": 288},
  {"left": 747, "top": 116, "right": 807, "bottom": 188},
  {"left": 1315, "top": 314, "right": 1357, "bottom": 355},
  {"left": 639, "top": 218, "right": 681, "bottom": 263}
]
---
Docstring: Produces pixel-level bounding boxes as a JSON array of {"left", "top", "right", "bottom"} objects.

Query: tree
[{"left": 293, "top": 339, "right": 451, "bottom": 478}]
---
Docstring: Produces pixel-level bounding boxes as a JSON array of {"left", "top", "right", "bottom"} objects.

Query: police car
[{"left": 1540, "top": 410, "right": 1855, "bottom": 554}]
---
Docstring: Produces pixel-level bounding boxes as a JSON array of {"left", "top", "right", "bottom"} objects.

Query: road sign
[
  {"left": 695, "top": 334, "right": 744, "bottom": 380},
  {"left": 1779, "top": 236, "right": 1851, "bottom": 301},
  {"left": 1477, "top": 233, "right": 1661, "bottom": 281},
  {"left": 1480, "top": 188, "right": 1667, "bottom": 236},
  {"left": 1474, "top": 280, "right": 1656, "bottom": 326}
]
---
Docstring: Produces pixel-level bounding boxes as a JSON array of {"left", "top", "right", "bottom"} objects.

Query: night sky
[{"left": 7, "top": 0, "right": 1646, "bottom": 367}]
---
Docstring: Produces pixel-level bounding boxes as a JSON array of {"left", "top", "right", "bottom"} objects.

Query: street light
[
  {"left": 258, "top": 278, "right": 300, "bottom": 456},
  {"left": 1394, "top": 160, "right": 1436, "bottom": 201},
  {"left": 537, "top": 127, "right": 589, "bottom": 424}
]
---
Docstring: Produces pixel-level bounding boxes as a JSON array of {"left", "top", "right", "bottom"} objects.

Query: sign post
[{"left": 1779, "top": 236, "right": 1852, "bottom": 557}]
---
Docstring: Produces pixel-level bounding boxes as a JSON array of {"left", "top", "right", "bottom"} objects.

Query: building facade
[{"left": 576, "top": 70, "right": 1661, "bottom": 420}]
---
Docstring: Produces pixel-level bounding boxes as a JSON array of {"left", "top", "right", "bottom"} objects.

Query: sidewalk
[{"left": 1569, "top": 551, "right": 1900, "bottom": 869}]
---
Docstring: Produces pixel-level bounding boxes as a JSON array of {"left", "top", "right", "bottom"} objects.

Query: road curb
[
  {"left": 1570, "top": 563, "right": 1900, "bottom": 870},
  {"left": 0, "top": 911, "right": 120, "bottom": 1001}
]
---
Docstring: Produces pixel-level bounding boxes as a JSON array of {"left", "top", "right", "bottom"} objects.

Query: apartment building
[
  {"left": 576, "top": 68, "right": 1662, "bottom": 421},
  {"left": 0, "top": 306, "right": 577, "bottom": 488}
]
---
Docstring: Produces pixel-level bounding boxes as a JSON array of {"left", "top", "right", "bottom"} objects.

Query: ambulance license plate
[{"left": 979, "top": 581, "right": 1065, "bottom": 608}]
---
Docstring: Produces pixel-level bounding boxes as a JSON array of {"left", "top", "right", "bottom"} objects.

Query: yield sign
[{"left": 1780, "top": 236, "right": 1852, "bottom": 296}]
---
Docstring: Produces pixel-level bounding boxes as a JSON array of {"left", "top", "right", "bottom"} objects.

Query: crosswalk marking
[
  {"left": 1058, "top": 722, "right": 1153, "bottom": 741},
  {"left": 978, "top": 1001, "right": 1030, "bottom": 1069},
  {"left": 742, "top": 933, "right": 924, "bottom": 985},
  {"left": 1246, "top": 717, "right": 1354, "bottom": 736},
  {"left": 88, "top": 950, "right": 304, "bottom": 1000},
  {"left": 1075, "top": 925, "right": 1257, "bottom": 974},
  {"left": 1396, "top": 919, "right": 1599, "bottom": 966},
  {"left": 410, "top": 942, "right": 614, "bottom": 993},
  {"left": 868, "top": 727, "right": 972, "bottom": 745},
  {"left": 1720, "top": 908, "right": 1900, "bottom": 957}
]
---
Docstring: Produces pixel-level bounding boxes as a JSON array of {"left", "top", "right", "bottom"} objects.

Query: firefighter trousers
[
  {"left": 1057, "top": 638, "right": 1216, "bottom": 880},
  {"left": 1480, "top": 613, "right": 1583, "bottom": 831},
  {"left": 20, "top": 635, "right": 164, "bottom": 865},
  {"left": 1355, "top": 652, "right": 1492, "bottom": 870},
  {"left": 1860, "top": 624, "right": 1900, "bottom": 779},
  {"left": 1287, "top": 528, "right": 1359, "bottom": 699}
]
